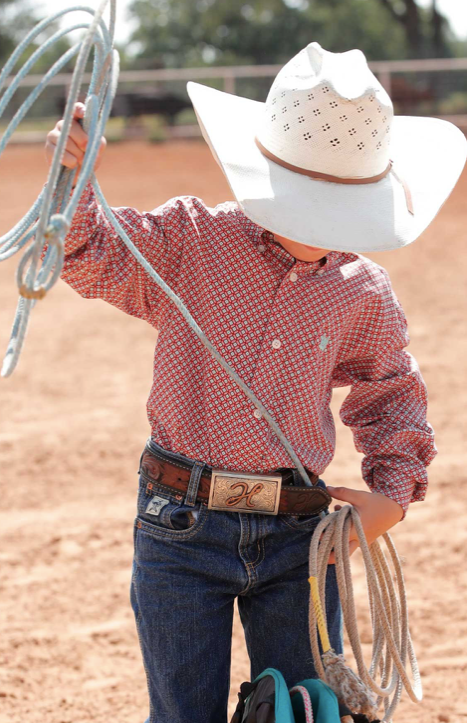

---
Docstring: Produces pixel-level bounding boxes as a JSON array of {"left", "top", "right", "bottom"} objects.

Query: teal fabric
[
  {"left": 253, "top": 669, "right": 295, "bottom": 723},
  {"left": 292, "top": 678, "right": 341, "bottom": 723},
  {"left": 252, "top": 668, "right": 341, "bottom": 723}
]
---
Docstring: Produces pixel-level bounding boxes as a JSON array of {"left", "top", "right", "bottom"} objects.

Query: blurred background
[
  {"left": 1, "top": 3, "right": 467, "bottom": 723},
  {"left": 1, "top": 0, "right": 467, "bottom": 141}
]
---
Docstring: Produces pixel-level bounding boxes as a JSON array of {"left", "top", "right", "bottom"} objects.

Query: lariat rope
[
  {"left": 0, "top": 3, "right": 422, "bottom": 720},
  {"left": 308, "top": 506, "right": 422, "bottom": 721}
]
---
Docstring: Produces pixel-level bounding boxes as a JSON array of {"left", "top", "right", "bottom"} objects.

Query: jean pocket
[
  {"left": 280, "top": 512, "right": 322, "bottom": 531},
  {"left": 135, "top": 475, "right": 207, "bottom": 537}
]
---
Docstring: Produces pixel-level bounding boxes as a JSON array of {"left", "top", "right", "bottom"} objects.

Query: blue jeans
[{"left": 130, "top": 440, "right": 343, "bottom": 723}]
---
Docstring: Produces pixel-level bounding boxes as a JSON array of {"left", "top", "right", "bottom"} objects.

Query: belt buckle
[{"left": 208, "top": 469, "right": 282, "bottom": 515}]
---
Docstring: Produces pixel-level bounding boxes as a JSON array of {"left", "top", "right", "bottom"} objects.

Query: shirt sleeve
[
  {"left": 58, "top": 182, "right": 189, "bottom": 327},
  {"left": 331, "top": 267, "right": 437, "bottom": 518}
]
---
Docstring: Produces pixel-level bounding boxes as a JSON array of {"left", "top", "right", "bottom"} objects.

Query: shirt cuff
[
  {"left": 361, "top": 457, "right": 429, "bottom": 520},
  {"left": 63, "top": 181, "right": 97, "bottom": 255}
]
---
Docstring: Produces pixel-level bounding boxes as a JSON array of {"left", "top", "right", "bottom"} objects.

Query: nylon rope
[{"left": 308, "top": 505, "right": 423, "bottom": 721}]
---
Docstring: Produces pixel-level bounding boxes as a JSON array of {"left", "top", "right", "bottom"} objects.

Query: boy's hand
[
  {"left": 45, "top": 102, "right": 107, "bottom": 177},
  {"left": 325, "top": 486, "right": 404, "bottom": 564}
]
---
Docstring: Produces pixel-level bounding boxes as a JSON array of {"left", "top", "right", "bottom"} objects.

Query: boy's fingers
[
  {"left": 45, "top": 140, "right": 79, "bottom": 170},
  {"left": 46, "top": 135, "right": 84, "bottom": 166},
  {"left": 65, "top": 136, "right": 85, "bottom": 163},
  {"left": 94, "top": 137, "right": 107, "bottom": 170},
  {"left": 55, "top": 118, "right": 88, "bottom": 152},
  {"left": 73, "top": 102, "right": 85, "bottom": 119},
  {"left": 47, "top": 103, "right": 106, "bottom": 173},
  {"left": 328, "top": 538, "right": 360, "bottom": 565},
  {"left": 68, "top": 119, "right": 89, "bottom": 152},
  {"left": 326, "top": 485, "right": 365, "bottom": 506},
  {"left": 96, "top": 136, "right": 107, "bottom": 157},
  {"left": 57, "top": 149, "right": 80, "bottom": 169}
]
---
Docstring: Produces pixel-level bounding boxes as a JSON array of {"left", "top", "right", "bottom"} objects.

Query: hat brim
[{"left": 187, "top": 81, "right": 467, "bottom": 252}]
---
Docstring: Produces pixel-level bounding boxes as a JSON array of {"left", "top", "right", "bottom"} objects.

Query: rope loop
[
  {"left": 45, "top": 215, "right": 70, "bottom": 240},
  {"left": 308, "top": 505, "right": 422, "bottom": 720},
  {"left": 0, "top": 1, "right": 116, "bottom": 377}
]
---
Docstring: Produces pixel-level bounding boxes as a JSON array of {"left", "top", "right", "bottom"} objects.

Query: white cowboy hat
[{"left": 186, "top": 42, "right": 467, "bottom": 252}]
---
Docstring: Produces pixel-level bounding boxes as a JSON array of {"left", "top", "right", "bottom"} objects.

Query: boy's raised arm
[{"left": 44, "top": 103, "right": 185, "bottom": 326}]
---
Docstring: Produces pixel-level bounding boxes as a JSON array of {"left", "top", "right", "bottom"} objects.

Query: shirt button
[
  {"left": 317, "top": 267, "right": 326, "bottom": 276},
  {"left": 289, "top": 272, "right": 298, "bottom": 282},
  {"left": 258, "top": 244, "right": 266, "bottom": 253},
  {"left": 272, "top": 339, "right": 281, "bottom": 349},
  {"left": 253, "top": 409, "right": 262, "bottom": 419}
]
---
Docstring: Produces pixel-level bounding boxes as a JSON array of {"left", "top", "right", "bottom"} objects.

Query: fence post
[
  {"left": 224, "top": 74, "right": 236, "bottom": 95},
  {"left": 377, "top": 68, "right": 392, "bottom": 95}
]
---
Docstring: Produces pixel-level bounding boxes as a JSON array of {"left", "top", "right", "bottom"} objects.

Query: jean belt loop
[
  {"left": 139, "top": 438, "right": 151, "bottom": 474},
  {"left": 292, "top": 469, "right": 300, "bottom": 486},
  {"left": 185, "top": 461, "right": 205, "bottom": 507}
]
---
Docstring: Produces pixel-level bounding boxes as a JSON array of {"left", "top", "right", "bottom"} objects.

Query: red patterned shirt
[{"left": 61, "top": 184, "right": 436, "bottom": 516}]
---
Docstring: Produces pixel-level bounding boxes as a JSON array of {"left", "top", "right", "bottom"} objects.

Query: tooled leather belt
[{"left": 139, "top": 442, "right": 331, "bottom": 517}]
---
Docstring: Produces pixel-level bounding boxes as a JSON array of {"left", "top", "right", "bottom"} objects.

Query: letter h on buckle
[{"left": 208, "top": 470, "right": 282, "bottom": 515}]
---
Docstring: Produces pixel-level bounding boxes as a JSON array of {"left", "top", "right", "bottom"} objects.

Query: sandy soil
[{"left": 0, "top": 140, "right": 466, "bottom": 723}]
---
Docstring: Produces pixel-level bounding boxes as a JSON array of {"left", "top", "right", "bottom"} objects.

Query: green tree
[
  {"left": 0, "top": 0, "right": 72, "bottom": 73},
  {"left": 0, "top": 0, "right": 32, "bottom": 67},
  {"left": 126, "top": 0, "right": 453, "bottom": 69},
  {"left": 0, "top": 1, "right": 77, "bottom": 122},
  {"left": 376, "top": 0, "right": 454, "bottom": 57}
]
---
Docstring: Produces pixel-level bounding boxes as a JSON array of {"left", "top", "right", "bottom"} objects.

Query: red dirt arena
[{"left": 0, "top": 140, "right": 466, "bottom": 722}]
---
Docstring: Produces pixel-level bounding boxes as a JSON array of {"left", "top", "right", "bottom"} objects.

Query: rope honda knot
[
  {"left": 45, "top": 214, "right": 70, "bottom": 241},
  {"left": 18, "top": 283, "right": 47, "bottom": 300}
]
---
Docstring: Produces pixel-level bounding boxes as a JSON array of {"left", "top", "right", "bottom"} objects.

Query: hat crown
[{"left": 256, "top": 43, "right": 394, "bottom": 179}]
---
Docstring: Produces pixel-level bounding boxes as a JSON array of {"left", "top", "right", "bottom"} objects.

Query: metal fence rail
[
  {"left": 3, "top": 57, "right": 467, "bottom": 140},
  {"left": 5, "top": 56, "right": 467, "bottom": 94}
]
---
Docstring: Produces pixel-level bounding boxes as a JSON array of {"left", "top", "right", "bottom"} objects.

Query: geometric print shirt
[{"left": 61, "top": 184, "right": 437, "bottom": 517}]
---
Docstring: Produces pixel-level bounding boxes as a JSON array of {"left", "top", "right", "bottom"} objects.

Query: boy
[{"left": 45, "top": 43, "right": 465, "bottom": 723}]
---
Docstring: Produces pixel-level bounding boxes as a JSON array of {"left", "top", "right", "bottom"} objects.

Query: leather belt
[{"left": 139, "top": 443, "right": 331, "bottom": 517}]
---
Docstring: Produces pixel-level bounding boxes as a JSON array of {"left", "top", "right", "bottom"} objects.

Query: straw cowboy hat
[{"left": 186, "top": 42, "right": 467, "bottom": 252}]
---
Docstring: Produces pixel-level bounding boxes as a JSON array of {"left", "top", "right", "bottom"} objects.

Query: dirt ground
[{"left": 0, "top": 140, "right": 466, "bottom": 723}]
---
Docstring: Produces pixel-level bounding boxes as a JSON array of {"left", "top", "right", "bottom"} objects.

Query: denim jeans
[{"left": 130, "top": 439, "right": 343, "bottom": 723}]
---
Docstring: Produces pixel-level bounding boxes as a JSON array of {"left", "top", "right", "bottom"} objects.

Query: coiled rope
[
  {"left": 308, "top": 505, "right": 422, "bottom": 721},
  {"left": 0, "top": 1, "right": 118, "bottom": 375},
  {"left": 0, "top": 3, "right": 423, "bottom": 720}
]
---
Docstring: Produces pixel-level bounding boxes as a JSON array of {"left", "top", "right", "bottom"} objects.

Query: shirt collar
[{"left": 257, "top": 228, "right": 339, "bottom": 276}]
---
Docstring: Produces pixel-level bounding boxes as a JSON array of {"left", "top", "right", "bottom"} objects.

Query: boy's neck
[{"left": 272, "top": 232, "right": 330, "bottom": 263}]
